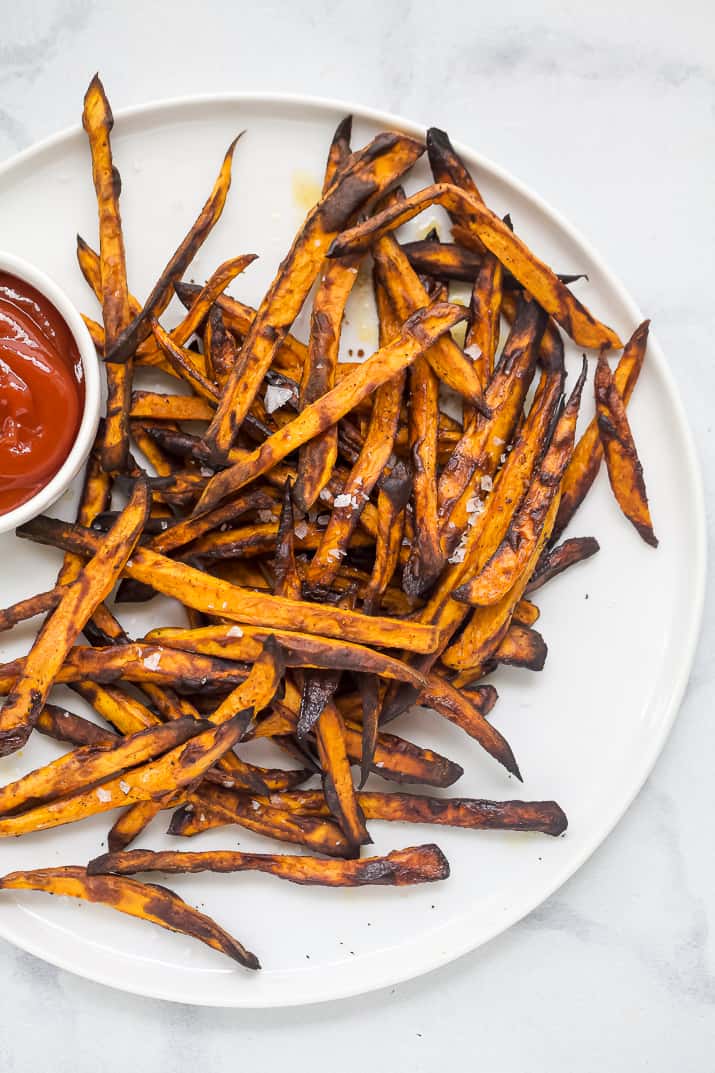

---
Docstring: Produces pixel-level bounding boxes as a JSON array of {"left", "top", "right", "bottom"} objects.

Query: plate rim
[{"left": 0, "top": 90, "right": 706, "bottom": 1008}]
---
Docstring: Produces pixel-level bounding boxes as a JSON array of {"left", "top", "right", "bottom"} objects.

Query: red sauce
[{"left": 0, "top": 271, "right": 84, "bottom": 514}]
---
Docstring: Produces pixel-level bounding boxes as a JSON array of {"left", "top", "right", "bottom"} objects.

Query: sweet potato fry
[
  {"left": 363, "top": 461, "right": 411, "bottom": 614},
  {"left": 151, "top": 320, "right": 220, "bottom": 403},
  {"left": 143, "top": 624, "right": 512, "bottom": 772},
  {"left": 195, "top": 302, "right": 467, "bottom": 513},
  {"left": 372, "top": 228, "right": 488, "bottom": 411},
  {"left": 203, "top": 132, "right": 424, "bottom": 456},
  {"left": 553, "top": 321, "right": 649, "bottom": 541},
  {"left": 328, "top": 183, "right": 621, "bottom": 349},
  {"left": 17, "top": 517, "right": 440, "bottom": 652},
  {"left": 512, "top": 598, "right": 540, "bottom": 626},
  {"left": 82, "top": 76, "right": 133, "bottom": 471},
  {"left": 0, "top": 714, "right": 248, "bottom": 838},
  {"left": 35, "top": 703, "right": 118, "bottom": 748},
  {"left": 595, "top": 351, "right": 657, "bottom": 547},
  {"left": 454, "top": 358, "right": 587, "bottom": 605},
  {"left": 527, "top": 536, "right": 600, "bottom": 594},
  {"left": 402, "top": 239, "right": 483, "bottom": 281},
  {"left": 437, "top": 296, "right": 546, "bottom": 536},
  {"left": 130, "top": 391, "right": 215, "bottom": 422},
  {"left": 174, "top": 283, "right": 308, "bottom": 381},
  {"left": 0, "top": 866, "right": 258, "bottom": 968},
  {"left": 315, "top": 700, "right": 370, "bottom": 846},
  {"left": 204, "top": 305, "right": 237, "bottom": 385},
  {"left": 0, "top": 717, "right": 202, "bottom": 817},
  {"left": 89, "top": 843, "right": 448, "bottom": 887},
  {"left": 403, "top": 350, "right": 442, "bottom": 595},
  {"left": 172, "top": 783, "right": 355, "bottom": 858},
  {"left": 494, "top": 623, "right": 547, "bottom": 671},
  {"left": 0, "top": 481, "right": 149, "bottom": 757},
  {"left": 443, "top": 495, "right": 560, "bottom": 679},
  {"left": 322, "top": 115, "right": 353, "bottom": 192},
  {"left": 104, "top": 136, "right": 241, "bottom": 362}
]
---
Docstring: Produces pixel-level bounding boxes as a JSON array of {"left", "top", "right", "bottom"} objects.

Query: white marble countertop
[{"left": 0, "top": 1, "right": 713, "bottom": 1069}]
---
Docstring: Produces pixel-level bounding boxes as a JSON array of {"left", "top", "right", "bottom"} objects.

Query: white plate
[{"left": 0, "top": 94, "right": 705, "bottom": 1008}]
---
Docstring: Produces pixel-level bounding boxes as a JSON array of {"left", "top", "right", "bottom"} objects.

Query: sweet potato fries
[{"left": 0, "top": 76, "right": 657, "bottom": 972}]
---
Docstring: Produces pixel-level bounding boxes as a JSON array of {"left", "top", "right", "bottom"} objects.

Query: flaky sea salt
[
  {"left": 480, "top": 475, "right": 493, "bottom": 492},
  {"left": 227, "top": 625, "right": 244, "bottom": 638},
  {"left": 258, "top": 509, "right": 275, "bottom": 524},
  {"left": 294, "top": 521, "right": 309, "bottom": 539},
  {"left": 200, "top": 466, "right": 213, "bottom": 477},
  {"left": 264, "top": 384, "right": 293, "bottom": 414},
  {"left": 319, "top": 487, "right": 332, "bottom": 502},
  {"left": 96, "top": 787, "right": 112, "bottom": 803},
  {"left": 333, "top": 493, "right": 351, "bottom": 508},
  {"left": 119, "top": 780, "right": 131, "bottom": 796},
  {"left": 317, "top": 514, "right": 330, "bottom": 525},
  {"left": 142, "top": 650, "right": 162, "bottom": 671}
]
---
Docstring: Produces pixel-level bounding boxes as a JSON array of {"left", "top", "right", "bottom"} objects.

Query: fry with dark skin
[
  {"left": 204, "top": 305, "right": 238, "bottom": 385},
  {"left": 437, "top": 297, "right": 546, "bottom": 538},
  {"left": 512, "top": 598, "right": 540, "bottom": 626},
  {"left": 494, "top": 622, "right": 547, "bottom": 671},
  {"left": 195, "top": 302, "right": 467, "bottom": 513},
  {"left": 595, "top": 350, "right": 657, "bottom": 547},
  {"left": 293, "top": 117, "right": 357, "bottom": 512},
  {"left": 278, "top": 790, "right": 568, "bottom": 834},
  {"left": 143, "top": 624, "right": 511, "bottom": 773},
  {"left": 0, "top": 866, "right": 259, "bottom": 969},
  {"left": 443, "top": 495, "right": 560, "bottom": 679},
  {"left": 17, "top": 516, "right": 441, "bottom": 652},
  {"left": 203, "top": 132, "right": 424, "bottom": 457},
  {"left": 363, "top": 461, "right": 411, "bottom": 613},
  {"left": 172, "top": 782, "right": 355, "bottom": 858},
  {"left": 0, "top": 717, "right": 203, "bottom": 817},
  {"left": 82, "top": 75, "right": 133, "bottom": 471},
  {"left": 103, "top": 136, "right": 241, "bottom": 362},
  {"left": 174, "top": 282, "right": 308, "bottom": 382},
  {"left": 553, "top": 321, "right": 650, "bottom": 541},
  {"left": 328, "top": 182, "right": 621, "bottom": 349},
  {"left": 0, "top": 481, "right": 149, "bottom": 757},
  {"left": 89, "top": 843, "right": 449, "bottom": 886},
  {"left": 0, "top": 714, "right": 248, "bottom": 838},
  {"left": 454, "top": 358, "right": 588, "bottom": 605},
  {"left": 425, "top": 127, "right": 502, "bottom": 388},
  {"left": 315, "top": 700, "right": 371, "bottom": 846},
  {"left": 527, "top": 536, "right": 600, "bottom": 593}
]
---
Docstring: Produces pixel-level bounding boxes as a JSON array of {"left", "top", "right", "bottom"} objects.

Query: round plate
[{"left": 0, "top": 94, "right": 705, "bottom": 1007}]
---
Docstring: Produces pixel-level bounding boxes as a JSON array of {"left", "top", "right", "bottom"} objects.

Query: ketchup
[{"left": 0, "top": 271, "right": 84, "bottom": 514}]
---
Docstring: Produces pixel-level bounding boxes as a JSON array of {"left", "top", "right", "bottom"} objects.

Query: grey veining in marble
[{"left": 0, "top": 1, "right": 713, "bottom": 1070}]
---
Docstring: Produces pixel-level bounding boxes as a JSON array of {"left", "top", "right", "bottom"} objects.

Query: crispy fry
[
  {"left": 315, "top": 700, "right": 370, "bottom": 846},
  {"left": 105, "top": 136, "right": 241, "bottom": 362},
  {"left": 35, "top": 703, "right": 118, "bottom": 748},
  {"left": 142, "top": 624, "right": 512, "bottom": 773},
  {"left": 494, "top": 623, "right": 547, "bottom": 671},
  {"left": 443, "top": 495, "right": 560, "bottom": 679},
  {"left": 204, "top": 305, "right": 237, "bottom": 385},
  {"left": 437, "top": 296, "right": 546, "bottom": 537},
  {"left": 454, "top": 358, "right": 587, "bottom": 605},
  {"left": 328, "top": 183, "right": 621, "bottom": 350},
  {"left": 255, "top": 789, "right": 568, "bottom": 835},
  {"left": 174, "top": 283, "right": 308, "bottom": 381},
  {"left": 151, "top": 320, "right": 220, "bottom": 403},
  {"left": 322, "top": 115, "right": 353, "bottom": 192},
  {"left": 172, "top": 783, "right": 355, "bottom": 858},
  {"left": 363, "top": 461, "right": 411, "bottom": 614},
  {"left": 82, "top": 76, "right": 133, "bottom": 471},
  {"left": 0, "top": 866, "right": 258, "bottom": 968},
  {"left": 18, "top": 517, "right": 441, "bottom": 652},
  {"left": 595, "top": 350, "right": 657, "bottom": 547},
  {"left": 89, "top": 843, "right": 449, "bottom": 886},
  {"left": 527, "top": 536, "right": 600, "bottom": 594},
  {"left": 0, "top": 714, "right": 248, "bottom": 838},
  {"left": 554, "top": 321, "right": 649, "bottom": 540},
  {"left": 130, "top": 391, "right": 215, "bottom": 422},
  {"left": 195, "top": 302, "right": 467, "bottom": 513},
  {"left": 0, "top": 718, "right": 202, "bottom": 817},
  {"left": 0, "top": 482, "right": 148, "bottom": 756},
  {"left": 203, "top": 132, "right": 424, "bottom": 456},
  {"left": 403, "top": 350, "right": 442, "bottom": 595},
  {"left": 374, "top": 239, "right": 489, "bottom": 412},
  {"left": 512, "top": 598, "right": 540, "bottom": 626}
]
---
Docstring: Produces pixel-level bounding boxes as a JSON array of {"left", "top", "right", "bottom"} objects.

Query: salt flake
[
  {"left": 333, "top": 493, "right": 351, "bottom": 508},
  {"left": 264, "top": 384, "right": 293, "bottom": 414},
  {"left": 143, "top": 650, "right": 162, "bottom": 671},
  {"left": 96, "top": 787, "right": 112, "bottom": 803},
  {"left": 227, "top": 625, "right": 244, "bottom": 638},
  {"left": 294, "top": 521, "right": 309, "bottom": 539}
]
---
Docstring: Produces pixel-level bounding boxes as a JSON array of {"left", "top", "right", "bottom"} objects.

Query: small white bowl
[{"left": 0, "top": 251, "right": 101, "bottom": 536}]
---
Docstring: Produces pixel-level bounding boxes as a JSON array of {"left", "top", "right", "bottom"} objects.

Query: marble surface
[{"left": 0, "top": 0, "right": 713, "bottom": 1068}]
